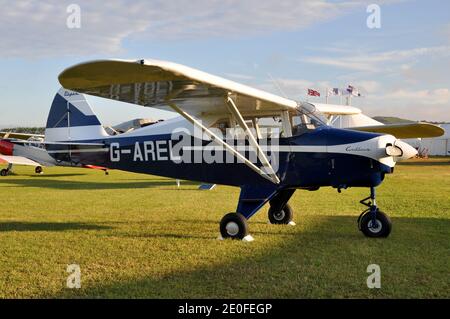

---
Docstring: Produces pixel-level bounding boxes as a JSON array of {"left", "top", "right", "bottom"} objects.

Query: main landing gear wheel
[
  {"left": 268, "top": 203, "right": 294, "bottom": 225},
  {"left": 359, "top": 210, "right": 392, "bottom": 238},
  {"left": 219, "top": 213, "right": 249, "bottom": 240},
  {"left": 358, "top": 187, "right": 392, "bottom": 238},
  {"left": 35, "top": 166, "right": 43, "bottom": 174},
  {"left": 1, "top": 169, "right": 9, "bottom": 176}
]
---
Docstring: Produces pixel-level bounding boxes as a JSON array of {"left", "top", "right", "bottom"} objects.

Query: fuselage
[{"left": 46, "top": 116, "right": 404, "bottom": 189}]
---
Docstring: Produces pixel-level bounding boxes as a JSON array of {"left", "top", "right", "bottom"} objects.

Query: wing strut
[
  {"left": 164, "top": 88, "right": 280, "bottom": 185},
  {"left": 225, "top": 95, "right": 280, "bottom": 184}
]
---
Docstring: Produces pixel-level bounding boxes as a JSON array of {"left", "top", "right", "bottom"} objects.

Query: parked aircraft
[
  {"left": 35, "top": 59, "right": 444, "bottom": 240},
  {"left": 0, "top": 132, "right": 110, "bottom": 176}
]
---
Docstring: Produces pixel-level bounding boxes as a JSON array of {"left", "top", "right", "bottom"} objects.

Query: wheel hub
[
  {"left": 368, "top": 219, "right": 382, "bottom": 233},
  {"left": 225, "top": 221, "right": 239, "bottom": 236},
  {"left": 274, "top": 210, "right": 285, "bottom": 221}
]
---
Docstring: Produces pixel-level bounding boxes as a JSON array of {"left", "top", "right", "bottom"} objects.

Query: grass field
[{"left": 0, "top": 158, "right": 449, "bottom": 298}]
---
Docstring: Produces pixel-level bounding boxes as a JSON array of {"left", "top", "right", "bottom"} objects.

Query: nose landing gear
[{"left": 358, "top": 187, "right": 392, "bottom": 238}]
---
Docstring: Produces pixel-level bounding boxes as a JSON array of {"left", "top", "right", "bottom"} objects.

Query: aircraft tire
[
  {"left": 268, "top": 203, "right": 294, "bottom": 224},
  {"left": 220, "top": 213, "right": 249, "bottom": 240},
  {"left": 0, "top": 169, "right": 8, "bottom": 176},
  {"left": 359, "top": 210, "right": 392, "bottom": 238},
  {"left": 35, "top": 166, "right": 43, "bottom": 174}
]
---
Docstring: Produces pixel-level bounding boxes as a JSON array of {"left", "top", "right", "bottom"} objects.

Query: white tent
[{"left": 415, "top": 124, "right": 450, "bottom": 156}]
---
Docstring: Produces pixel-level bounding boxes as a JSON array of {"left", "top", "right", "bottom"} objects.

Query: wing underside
[
  {"left": 351, "top": 122, "right": 445, "bottom": 139},
  {"left": 58, "top": 59, "right": 298, "bottom": 118},
  {"left": 58, "top": 59, "right": 303, "bottom": 185}
]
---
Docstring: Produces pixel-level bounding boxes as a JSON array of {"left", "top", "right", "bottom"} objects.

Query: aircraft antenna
[{"left": 267, "top": 73, "right": 288, "bottom": 98}]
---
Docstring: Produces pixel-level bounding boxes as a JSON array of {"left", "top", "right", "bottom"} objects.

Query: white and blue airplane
[{"left": 34, "top": 59, "right": 443, "bottom": 240}]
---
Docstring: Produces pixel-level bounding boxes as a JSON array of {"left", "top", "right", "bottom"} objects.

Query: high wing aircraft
[{"left": 46, "top": 59, "right": 443, "bottom": 240}]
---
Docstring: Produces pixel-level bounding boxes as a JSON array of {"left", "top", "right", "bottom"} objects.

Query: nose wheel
[{"left": 358, "top": 187, "right": 392, "bottom": 238}]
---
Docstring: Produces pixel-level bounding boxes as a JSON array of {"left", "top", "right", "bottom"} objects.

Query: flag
[
  {"left": 308, "top": 89, "right": 320, "bottom": 97},
  {"left": 346, "top": 85, "right": 361, "bottom": 97},
  {"left": 328, "top": 88, "right": 341, "bottom": 96},
  {"left": 346, "top": 85, "right": 355, "bottom": 95}
]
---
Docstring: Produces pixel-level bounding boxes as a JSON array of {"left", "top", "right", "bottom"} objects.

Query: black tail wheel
[
  {"left": 268, "top": 203, "right": 294, "bottom": 224},
  {"left": 219, "top": 213, "right": 249, "bottom": 240},
  {"left": 359, "top": 210, "right": 392, "bottom": 238},
  {"left": 1, "top": 169, "right": 8, "bottom": 176},
  {"left": 35, "top": 166, "right": 43, "bottom": 174}
]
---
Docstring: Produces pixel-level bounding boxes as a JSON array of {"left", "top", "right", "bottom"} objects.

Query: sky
[{"left": 0, "top": 0, "right": 449, "bottom": 128}]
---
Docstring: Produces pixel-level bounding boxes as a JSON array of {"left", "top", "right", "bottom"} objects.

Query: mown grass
[{"left": 0, "top": 157, "right": 449, "bottom": 298}]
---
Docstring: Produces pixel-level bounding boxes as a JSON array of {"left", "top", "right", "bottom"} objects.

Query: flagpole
[{"left": 325, "top": 88, "right": 329, "bottom": 104}]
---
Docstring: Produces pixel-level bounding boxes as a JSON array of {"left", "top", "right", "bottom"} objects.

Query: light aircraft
[
  {"left": 0, "top": 132, "right": 110, "bottom": 176},
  {"left": 0, "top": 132, "right": 48, "bottom": 176},
  {"left": 39, "top": 59, "right": 443, "bottom": 240}
]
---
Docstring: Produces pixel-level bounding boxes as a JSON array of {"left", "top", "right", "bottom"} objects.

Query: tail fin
[{"left": 45, "top": 88, "right": 108, "bottom": 142}]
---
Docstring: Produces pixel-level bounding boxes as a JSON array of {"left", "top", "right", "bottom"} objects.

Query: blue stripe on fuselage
[{"left": 46, "top": 127, "right": 388, "bottom": 188}]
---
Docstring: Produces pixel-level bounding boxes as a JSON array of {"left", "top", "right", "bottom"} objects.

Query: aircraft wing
[
  {"left": 0, "top": 132, "right": 45, "bottom": 140},
  {"left": 351, "top": 122, "right": 444, "bottom": 139},
  {"left": 59, "top": 59, "right": 297, "bottom": 185},
  {"left": 0, "top": 155, "right": 41, "bottom": 166},
  {"left": 58, "top": 59, "right": 298, "bottom": 118}
]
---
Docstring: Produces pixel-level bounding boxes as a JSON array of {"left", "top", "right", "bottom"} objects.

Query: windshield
[
  {"left": 291, "top": 103, "right": 328, "bottom": 136},
  {"left": 297, "top": 102, "right": 328, "bottom": 126}
]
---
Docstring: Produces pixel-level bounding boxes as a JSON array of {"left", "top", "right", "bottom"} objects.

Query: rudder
[{"left": 45, "top": 88, "right": 108, "bottom": 142}]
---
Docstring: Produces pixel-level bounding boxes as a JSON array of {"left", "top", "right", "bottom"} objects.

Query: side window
[
  {"left": 291, "top": 111, "right": 318, "bottom": 136},
  {"left": 256, "top": 116, "right": 282, "bottom": 138}
]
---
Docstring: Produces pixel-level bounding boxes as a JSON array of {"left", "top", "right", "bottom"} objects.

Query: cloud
[
  {"left": 376, "top": 88, "right": 450, "bottom": 105},
  {"left": 0, "top": 0, "right": 373, "bottom": 58},
  {"left": 358, "top": 87, "right": 450, "bottom": 121},
  {"left": 255, "top": 78, "right": 334, "bottom": 98},
  {"left": 224, "top": 73, "right": 255, "bottom": 81},
  {"left": 302, "top": 46, "right": 450, "bottom": 72},
  {"left": 253, "top": 76, "right": 449, "bottom": 121}
]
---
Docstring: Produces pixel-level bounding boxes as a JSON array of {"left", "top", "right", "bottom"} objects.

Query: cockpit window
[{"left": 291, "top": 103, "right": 327, "bottom": 136}]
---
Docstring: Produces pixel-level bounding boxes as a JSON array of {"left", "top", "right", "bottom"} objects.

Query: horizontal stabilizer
[
  {"left": 351, "top": 122, "right": 445, "bottom": 139},
  {"left": 198, "top": 184, "right": 216, "bottom": 190}
]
